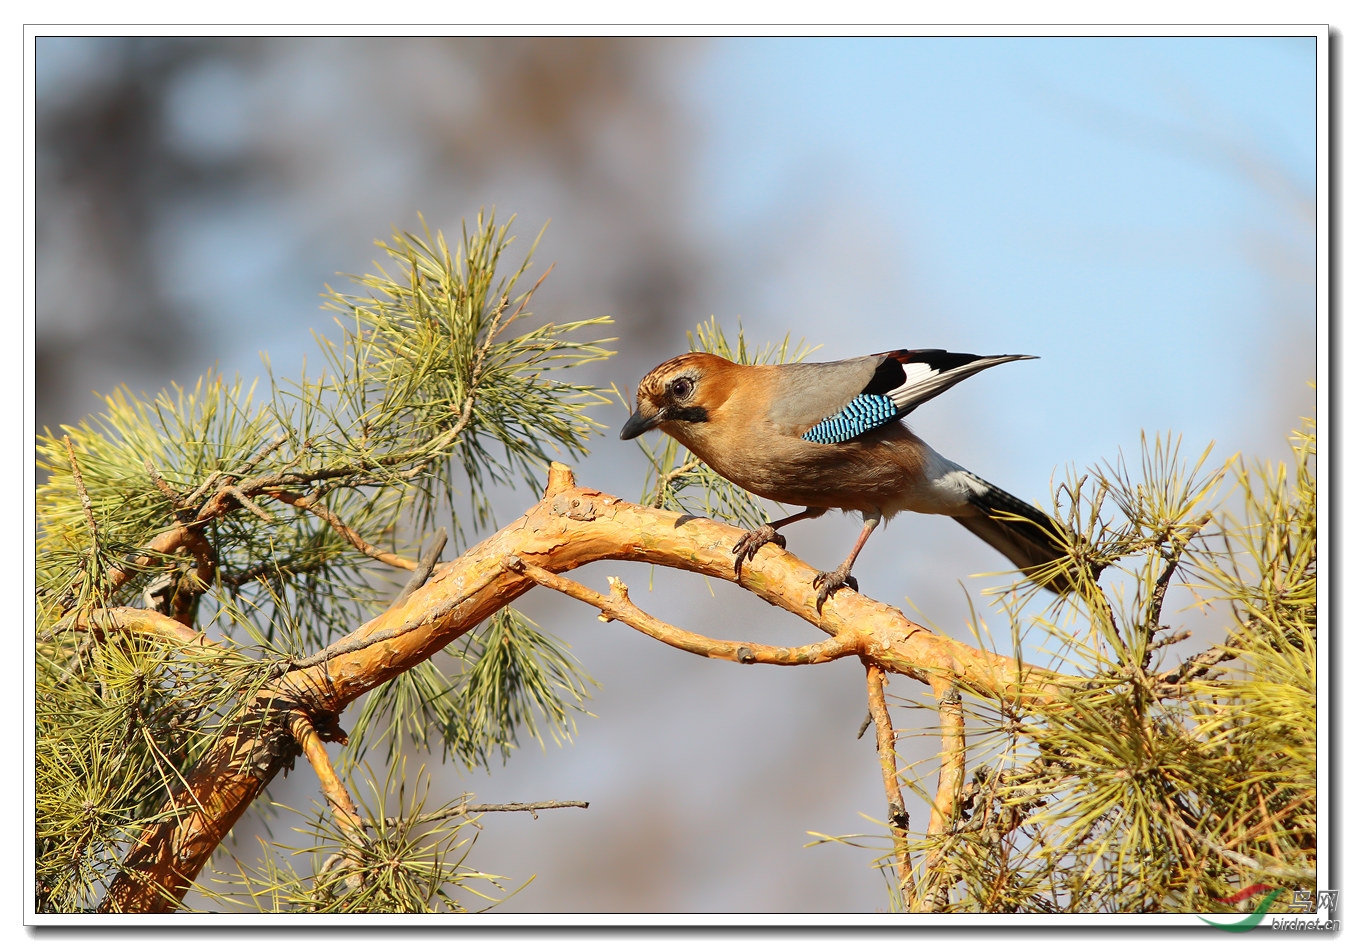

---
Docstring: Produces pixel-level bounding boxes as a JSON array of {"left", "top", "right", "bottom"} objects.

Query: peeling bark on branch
[{"left": 100, "top": 462, "right": 1065, "bottom": 912}]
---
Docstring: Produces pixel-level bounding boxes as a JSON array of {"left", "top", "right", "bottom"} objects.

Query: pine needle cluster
[
  {"left": 882, "top": 420, "right": 1318, "bottom": 913},
  {"left": 35, "top": 213, "right": 613, "bottom": 912}
]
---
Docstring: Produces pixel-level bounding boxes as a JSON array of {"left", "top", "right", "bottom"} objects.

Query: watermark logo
[
  {"left": 1199, "top": 884, "right": 1285, "bottom": 932},
  {"left": 1199, "top": 885, "right": 1340, "bottom": 932}
]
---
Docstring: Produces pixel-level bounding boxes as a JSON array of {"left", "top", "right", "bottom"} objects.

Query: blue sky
[{"left": 690, "top": 36, "right": 1316, "bottom": 488}]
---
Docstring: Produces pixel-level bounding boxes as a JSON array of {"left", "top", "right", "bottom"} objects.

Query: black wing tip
[
  {"left": 884, "top": 349, "right": 1039, "bottom": 364},
  {"left": 945, "top": 352, "right": 1038, "bottom": 363}
]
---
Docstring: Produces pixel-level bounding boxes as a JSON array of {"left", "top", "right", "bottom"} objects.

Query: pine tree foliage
[
  {"left": 35, "top": 213, "right": 612, "bottom": 912},
  {"left": 213, "top": 763, "right": 517, "bottom": 913},
  {"left": 858, "top": 420, "right": 1318, "bottom": 912},
  {"left": 33, "top": 211, "right": 1317, "bottom": 915}
]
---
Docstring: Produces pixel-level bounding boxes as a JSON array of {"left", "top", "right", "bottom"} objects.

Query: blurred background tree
[
  {"left": 33, "top": 35, "right": 1318, "bottom": 912},
  {"left": 36, "top": 37, "right": 701, "bottom": 434}
]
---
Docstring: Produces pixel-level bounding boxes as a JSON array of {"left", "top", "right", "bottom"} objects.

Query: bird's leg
[
  {"left": 732, "top": 507, "right": 827, "bottom": 578},
  {"left": 812, "top": 511, "right": 882, "bottom": 611}
]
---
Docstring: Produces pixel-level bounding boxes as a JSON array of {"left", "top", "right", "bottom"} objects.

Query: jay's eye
[{"left": 669, "top": 377, "right": 694, "bottom": 401}]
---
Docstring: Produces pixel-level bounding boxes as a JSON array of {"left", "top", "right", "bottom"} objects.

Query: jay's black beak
[{"left": 620, "top": 407, "right": 665, "bottom": 440}]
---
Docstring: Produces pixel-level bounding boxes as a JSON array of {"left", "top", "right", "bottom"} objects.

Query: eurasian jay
[{"left": 619, "top": 348, "right": 1076, "bottom": 609}]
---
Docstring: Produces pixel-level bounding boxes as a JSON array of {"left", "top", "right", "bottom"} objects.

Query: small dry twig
[
  {"left": 265, "top": 489, "right": 418, "bottom": 570},
  {"left": 287, "top": 710, "right": 366, "bottom": 891},
  {"left": 65, "top": 436, "right": 99, "bottom": 543},
  {"left": 383, "top": 798, "right": 590, "bottom": 829},
  {"left": 863, "top": 662, "right": 915, "bottom": 910},
  {"left": 506, "top": 558, "right": 863, "bottom": 667},
  {"left": 392, "top": 527, "right": 448, "bottom": 608}
]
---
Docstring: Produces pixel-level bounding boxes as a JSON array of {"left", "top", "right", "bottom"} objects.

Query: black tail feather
[{"left": 953, "top": 475, "right": 1086, "bottom": 594}]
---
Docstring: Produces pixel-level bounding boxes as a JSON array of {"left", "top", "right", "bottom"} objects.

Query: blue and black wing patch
[{"left": 801, "top": 393, "right": 899, "bottom": 444}]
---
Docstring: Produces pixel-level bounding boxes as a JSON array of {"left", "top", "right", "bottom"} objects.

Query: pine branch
[{"left": 99, "top": 462, "right": 1067, "bottom": 912}]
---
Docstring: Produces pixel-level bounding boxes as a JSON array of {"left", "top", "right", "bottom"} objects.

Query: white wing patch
[
  {"left": 884, "top": 353, "right": 1034, "bottom": 418},
  {"left": 899, "top": 361, "right": 941, "bottom": 385}
]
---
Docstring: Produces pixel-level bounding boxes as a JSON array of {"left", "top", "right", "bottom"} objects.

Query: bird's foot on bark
[
  {"left": 732, "top": 525, "right": 787, "bottom": 578},
  {"left": 812, "top": 566, "right": 859, "bottom": 611}
]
